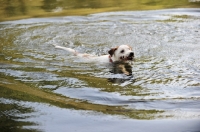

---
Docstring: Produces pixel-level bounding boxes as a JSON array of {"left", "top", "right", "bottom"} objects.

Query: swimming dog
[{"left": 53, "top": 44, "right": 134, "bottom": 64}]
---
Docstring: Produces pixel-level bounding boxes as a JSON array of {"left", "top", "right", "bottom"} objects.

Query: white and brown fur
[
  {"left": 54, "top": 44, "right": 134, "bottom": 62},
  {"left": 53, "top": 44, "right": 134, "bottom": 75}
]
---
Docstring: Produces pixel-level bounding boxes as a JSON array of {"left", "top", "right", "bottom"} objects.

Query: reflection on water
[
  {"left": 108, "top": 62, "right": 134, "bottom": 85},
  {"left": 0, "top": 8, "right": 200, "bottom": 132},
  {"left": 0, "top": 0, "right": 200, "bottom": 21},
  {"left": 3, "top": 0, "right": 27, "bottom": 17},
  {"left": 0, "top": 100, "right": 38, "bottom": 132}
]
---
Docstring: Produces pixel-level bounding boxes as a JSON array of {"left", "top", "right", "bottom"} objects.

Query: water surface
[
  {"left": 1, "top": 0, "right": 200, "bottom": 21},
  {"left": 0, "top": 8, "right": 200, "bottom": 132}
]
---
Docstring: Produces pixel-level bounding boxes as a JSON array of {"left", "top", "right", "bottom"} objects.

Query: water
[
  {"left": 1, "top": 0, "right": 199, "bottom": 22},
  {"left": 0, "top": 8, "right": 200, "bottom": 132}
]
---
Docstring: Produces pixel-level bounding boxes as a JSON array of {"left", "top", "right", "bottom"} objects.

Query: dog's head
[{"left": 108, "top": 45, "right": 134, "bottom": 62}]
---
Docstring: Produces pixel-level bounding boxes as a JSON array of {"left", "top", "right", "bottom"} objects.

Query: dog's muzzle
[{"left": 127, "top": 52, "right": 134, "bottom": 60}]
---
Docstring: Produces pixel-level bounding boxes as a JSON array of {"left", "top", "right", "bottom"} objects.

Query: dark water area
[
  {"left": 0, "top": 1, "right": 200, "bottom": 132},
  {"left": 0, "top": 0, "right": 200, "bottom": 21}
]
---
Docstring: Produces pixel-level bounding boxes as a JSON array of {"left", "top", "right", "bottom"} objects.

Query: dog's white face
[{"left": 108, "top": 45, "right": 134, "bottom": 62}]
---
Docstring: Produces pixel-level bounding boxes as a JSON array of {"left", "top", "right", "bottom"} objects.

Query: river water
[{"left": 0, "top": 8, "right": 200, "bottom": 132}]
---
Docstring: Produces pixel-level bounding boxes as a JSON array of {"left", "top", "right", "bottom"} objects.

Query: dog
[
  {"left": 53, "top": 44, "right": 134, "bottom": 63},
  {"left": 53, "top": 44, "right": 134, "bottom": 75}
]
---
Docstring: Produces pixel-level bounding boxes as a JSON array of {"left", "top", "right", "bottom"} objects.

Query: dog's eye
[{"left": 120, "top": 50, "right": 124, "bottom": 53}]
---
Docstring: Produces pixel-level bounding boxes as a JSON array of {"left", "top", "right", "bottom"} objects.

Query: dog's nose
[{"left": 129, "top": 52, "right": 134, "bottom": 57}]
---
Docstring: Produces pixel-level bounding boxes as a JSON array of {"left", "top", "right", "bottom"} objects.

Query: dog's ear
[
  {"left": 128, "top": 45, "right": 132, "bottom": 50},
  {"left": 108, "top": 47, "right": 117, "bottom": 56}
]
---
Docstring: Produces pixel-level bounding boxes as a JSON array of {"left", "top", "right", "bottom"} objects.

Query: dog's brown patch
[{"left": 108, "top": 47, "right": 118, "bottom": 56}]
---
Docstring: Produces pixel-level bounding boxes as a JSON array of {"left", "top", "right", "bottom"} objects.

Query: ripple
[{"left": 0, "top": 8, "right": 200, "bottom": 120}]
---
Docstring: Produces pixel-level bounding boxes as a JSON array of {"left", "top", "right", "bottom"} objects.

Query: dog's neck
[{"left": 109, "top": 55, "right": 113, "bottom": 63}]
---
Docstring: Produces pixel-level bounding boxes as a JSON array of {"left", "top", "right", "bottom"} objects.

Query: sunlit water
[{"left": 0, "top": 8, "right": 200, "bottom": 131}]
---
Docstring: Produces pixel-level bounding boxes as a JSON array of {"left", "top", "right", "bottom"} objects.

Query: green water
[
  {"left": 0, "top": 0, "right": 200, "bottom": 21},
  {"left": 0, "top": 1, "right": 200, "bottom": 132}
]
